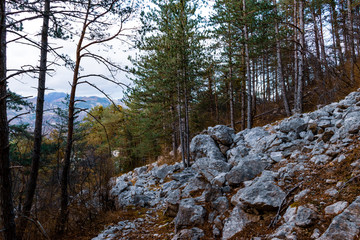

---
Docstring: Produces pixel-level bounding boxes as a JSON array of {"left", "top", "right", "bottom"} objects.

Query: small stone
[
  {"left": 336, "top": 181, "right": 345, "bottom": 188},
  {"left": 172, "top": 227, "right": 204, "bottom": 240},
  {"left": 270, "top": 151, "right": 283, "bottom": 163},
  {"left": 325, "top": 201, "right": 349, "bottom": 215},
  {"left": 325, "top": 179, "right": 337, "bottom": 184},
  {"left": 335, "top": 154, "right": 346, "bottom": 163},
  {"left": 294, "top": 189, "right": 310, "bottom": 202},
  {"left": 325, "top": 188, "right": 338, "bottom": 197},
  {"left": 311, "top": 228, "right": 321, "bottom": 239},
  {"left": 294, "top": 206, "right": 318, "bottom": 227},
  {"left": 310, "top": 155, "right": 331, "bottom": 165}
]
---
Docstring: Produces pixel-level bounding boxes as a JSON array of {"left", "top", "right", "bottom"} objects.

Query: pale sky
[
  {"left": 7, "top": 6, "right": 138, "bottom": 101},
  {"left": 7, "top": 0, "right": 212, "bottom": 101}
]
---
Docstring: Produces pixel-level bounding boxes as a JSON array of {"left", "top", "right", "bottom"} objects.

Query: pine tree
[{"left": 128, "top": 0, "right": 203, "bottom": 167}]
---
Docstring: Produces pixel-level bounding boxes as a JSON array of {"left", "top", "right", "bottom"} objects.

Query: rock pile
[{"left": 93, "top": 90, "right": 360, "bottom": 239}]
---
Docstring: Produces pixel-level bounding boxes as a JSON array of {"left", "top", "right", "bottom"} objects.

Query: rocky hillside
[{"left": 93, "top": 90, "right": 360, "bottom": 240}]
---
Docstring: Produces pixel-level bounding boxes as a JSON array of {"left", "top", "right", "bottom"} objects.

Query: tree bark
[
  {"left": 183, "top": 70, "right": 190, "bottom": 167},
  {"left": 0, "top": 0, "right": 17, "bottom": 239},
  {"left": 347, "top": 0, "right": 355, "bottom": 83},
  {"left": 330, "top": 0, "right": 344, "bottom": 66},
  {"left": 293, "top": 0, "right": 298, "bottom": 108},
  {"left": 171, "top": 105, "right": 178, "bottom": 159},
  {"left": 229, "top": 66, "right": 235, "bottom": 129},
  {"left": 243, "top": 0, "right": 252, "bottom": 129},
  {"left": 241, "top": 50, "right": 246, "bottom": 130},
  {"left": 295, "top": 0, "right": 305, "bottom": 113},
  {"left": 17, "top": 1, "right": 50, "bottom": 238},
  {"left": 177, "top": 81, "right": 186, "bottom": 168},
  {"left": 274, "top": 0, "right": 291, "bottom": 116},
  {"left": 310, "top": 3, "right": 322, "bottom": 83},
  {"left": 57, "top": 3, "right": 90, "bottom": 234}
]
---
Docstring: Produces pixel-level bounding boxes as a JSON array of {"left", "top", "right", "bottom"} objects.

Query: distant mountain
[{"left": 8, "top": 92, "right": 114, "bottom": 129}]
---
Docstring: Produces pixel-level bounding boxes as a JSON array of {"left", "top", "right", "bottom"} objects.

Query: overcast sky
[
  {"left": 7, "top": 5, "right": 138, "bottom": 101},
  {"left": 7, "top": 0, "right": 212, "bottom": 101}
]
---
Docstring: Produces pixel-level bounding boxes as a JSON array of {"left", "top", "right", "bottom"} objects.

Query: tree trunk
[
  {"left": 229, "top": 67, "right": 235, "bottom": 129},
  {"left": 214, "top": 78, "right": 220, "bottom": 124},
  {"left": 243, "top": 0, "right": 252, "bottom": 129},
  {"left": 227, "top": 22, "right": 235, "bottom": 129},
  {"left": 318, "top": 8, "right": 327, "bottom": 66},
  {"left": 57, "top": 4, "right": 90, "bottom": 234},
  {"left": 310, "top": 4, "right": 322, "bottom": 83},
  {"left": 0, "top": 1, "right": 17, "bottom": 239},
  {"left": 329, "top": 4, "right": 338, "bottom": 66},
  {"left": 171, "top": 105, "right": 178, "bottom": 159},
  {"left": 330, "top": 0, "right": 344, "bottom": 66},
  {"left": 252, "top": 61, "right": 256, "bottom": 117},
  {"left": 183, "top": 72, "right": 190, "bottom": 167},
  {"left": 177, "top": 82, "right": 186, "bottom": 168},
  {"left": 274, "top": 0, "right": 291, "bottom": 116},
  {"left": 17, "top": 1, "right": 50, "bottom": 238},
  {"left": 347, "top": 0, "right": 355, "bottom": 83},
  {"left": 207, "top": 74, "right": 215, "bottom": 120},
  {"left": 293, "top": 0, "right": 298, "bottom": 109},
  {"left": 295, "top": 0, "right": 305, "bottom": 113}
]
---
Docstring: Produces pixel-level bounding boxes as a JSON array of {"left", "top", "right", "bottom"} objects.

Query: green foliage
[
  {"left": 125, "top": 0, "right": 205, "bottom": 162},
  {"left": 7, "top": 90, "right": 33, "bottom": 112}
]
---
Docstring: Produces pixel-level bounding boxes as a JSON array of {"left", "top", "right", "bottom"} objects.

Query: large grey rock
[
  {"left": 211, "top": 173, "right": 226, "bottom": 187},
  {"left": 192, "top": 157, "right": 231, "bottom": 182},
  {"left": 225, "top": 156, "right": 268, "bottom": 186},
  {"left": 243, "top": 127, "right": 270, "bottom": 147},
  {"left": 110, "top": 179, "right": 131, "bottom": 197},
  {"left": 171, "top": 168, "right": 196, "bottom": 182},
  {"left": 331, "top": 112, "right": 360, "bottom": 142},
  {"left": 134, "top": 166, "right": 147, "bottom": 176},
  {"left": 154, "top": 164, "right": 176, "bottom": 179},
  {"left": 172, "top": 227, "right": 204, "bottom": 240},
  {"left": 309, "top": 109, "right": 330, "bottom": 120},
  {"left": 175, "top": 198, "right": 206, "bottom": 231},
  {"left": 232, "top": 171, "right": 286, "bottom": 211},
  {"left": 226, "top": 145, "right": 249, "bottom": 164},
  {"left": 222, "top": 205, "right": 251, "bottom": 240},
  {"left": 212, "top": 196, "right": 229, "bottom": 215},
  {"left": 319, "top": 196, "right": 360, "bottom": 240},
  {"left": 279, "top": 117, "right": 308, "bottom": 134},
  {"left": 228, "top": 150, "right": 265, "bottom": 167},
  {"left": 164, "top": 189, "right": 181, "bottom": 217},
  {"left": 250, "top": 133, "right": 278, "bottom": 154},
  {"left": 190, "top": 135, "right": 226, "bottom": 161},
  {"left": 271, "top": 205, "right": 317, "bottom": 239},
  {"left": 207, "top": 125, "right": 235, "bottom": 146},
  {"left": 181, "top": 177, "right": 207, "bottom": 198}
]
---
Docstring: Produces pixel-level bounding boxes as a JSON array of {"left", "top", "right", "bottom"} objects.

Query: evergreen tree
[{"left": 128, "top": 0, "right": 204, "bottom": 167}]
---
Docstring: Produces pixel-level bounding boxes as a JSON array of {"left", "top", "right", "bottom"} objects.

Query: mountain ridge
[{"left": 9, "top": 92, "right": 115, "bottom": 127}]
